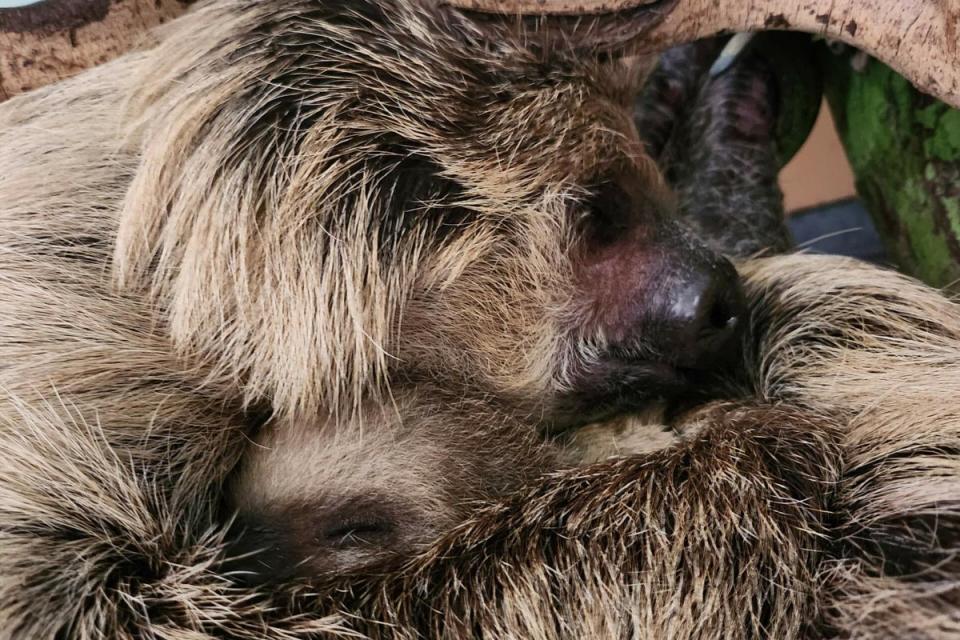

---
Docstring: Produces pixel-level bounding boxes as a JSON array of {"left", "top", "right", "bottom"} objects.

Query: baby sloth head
[
  {"left": 225, "top": 390, "right": 552, "bottom": 581},
  {"left": 116, "top": 0, "right": 745, "bottom": 427}
]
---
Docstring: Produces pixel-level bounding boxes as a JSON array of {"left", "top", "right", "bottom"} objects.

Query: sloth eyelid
[
  {"left": 576, "top": 180, "right": 636, "bottom": 247},
  {"left": 317, "top": 495, "right": 406, "bottom": 548},
  {"left": 584, "top": 181, "right": 633, "bottom": 226},
  {"left": 323, "top": 516, "right": 396, "bottom": 548}
]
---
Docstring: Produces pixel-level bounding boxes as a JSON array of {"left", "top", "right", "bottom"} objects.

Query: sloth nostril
[
  {"left": 678, "top": 262, "right": 746, "bottom": 368},
  {"left": 704, "top": 285, "right": 742, "bottom": 336}
]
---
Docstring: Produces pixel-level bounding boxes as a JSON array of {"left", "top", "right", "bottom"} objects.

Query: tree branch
[
  {"left": 446, "top": 0, "right": 960, "bottom": 109},
  {"left": 0, "top": 0, "right": 192, "bottom": 101}
]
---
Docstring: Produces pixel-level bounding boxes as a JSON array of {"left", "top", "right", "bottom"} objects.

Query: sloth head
[
  {"left": 115, "top": 0, "right": 743, "bottom": 427},
  {"left": 224, "top": 389, "right": 551, "bottom": 581}
]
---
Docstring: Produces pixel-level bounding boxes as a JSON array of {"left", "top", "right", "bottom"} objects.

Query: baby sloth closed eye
[{"left": 225, "top": 389, "right": 555, "bottom": 581}]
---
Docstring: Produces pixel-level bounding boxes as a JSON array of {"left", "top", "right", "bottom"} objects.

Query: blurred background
[{"left": 781, "top": 102, "right": 886, "bottom": 264}]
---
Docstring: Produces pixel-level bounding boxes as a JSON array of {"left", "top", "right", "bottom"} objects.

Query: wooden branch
[
  {"left": 0, "top": 0, "right": 193, "bottom": 101},
  {"left": 450, "top": 0, "right": 661, "bottom": 14},
  {"left": 446, "top": 0, "right": 960, "bottom": 109},
  {"left": 1, "top": 0, "right": 956, "bottom": 111}
]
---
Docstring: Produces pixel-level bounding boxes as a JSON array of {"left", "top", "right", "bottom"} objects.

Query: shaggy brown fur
[
  {"left": 4, "top": 255, "right": 960, "bottom": 638},
  {"left": 225, "top": 390, "right": 553, "bottom": 582},
  {"left": 220, "top": 36, "right": 793, "bottom": 586},
  {"left": 224, "top": 258, "right": 960, "bottom": 640},
  {"left": 0, "top": 0, "right": 745, "bottom": 431},
  {"left": 108, "top": 0, "right": 673, "bottom": 421},
  {"left": 2, "top": 1, "right": 959, "bottom": 637},
  {"left": 0, "top": 0, "right": 761, "bottom": 601}
]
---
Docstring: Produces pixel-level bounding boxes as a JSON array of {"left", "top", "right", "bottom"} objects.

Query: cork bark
[
  {"left": 0, "top": 0, "right": 192, "bottom": 101},
  {"left": 447, "top": 0, "right": 960, "bottom": 109},
  {"left": 1, "top": 0, "right": 956, "bottom": 110}
]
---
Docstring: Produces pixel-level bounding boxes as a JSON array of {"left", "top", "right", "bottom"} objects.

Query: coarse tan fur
[
  {"left": 1, "top": 2, "right": 959, "bottom": 639},
  {"left": 226, "top": 34, "right": 792, "bottom": 585},
  {"left": 0, "top": 0, "right": 751, "bottom": 595},
  {"left": 0, "top": 0, "right": 734, "bottom": 433},
  {"left": 106, "top": 0, "right": 667, "bottom": 421},
  {"left": 3, "top": 255, "right": 960, "bottom": 638}
]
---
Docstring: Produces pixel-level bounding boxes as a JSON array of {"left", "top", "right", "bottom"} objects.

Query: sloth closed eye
[{"left": 322, "top": 513, "right": 398, "bottom": 548}]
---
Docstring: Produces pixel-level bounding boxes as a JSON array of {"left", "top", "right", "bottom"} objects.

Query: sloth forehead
[
  {"left": 216, "top": 1, "right": 644, "bottom": 177},
  {"left": 179, "top": 2, "right": 649, "bottom": 255}
]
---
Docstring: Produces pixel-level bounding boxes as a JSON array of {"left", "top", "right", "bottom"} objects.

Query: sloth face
[
  {"left": 119, "top": 0, "right": 744, "bottom": 426},
  {"left": 130, "top": 0, "right": 752, "bottom": 581},
  {"left": 225, "top": 390, "right": 552, "bottom": 581}
]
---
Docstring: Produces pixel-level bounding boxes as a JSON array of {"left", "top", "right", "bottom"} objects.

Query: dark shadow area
[{"left": 788, "top": 198, "right": 888, "bottom": 264}]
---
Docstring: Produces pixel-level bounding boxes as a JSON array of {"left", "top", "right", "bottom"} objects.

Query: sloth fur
[
  {"left": 1, "top": 1, "right": 959, "bottom": 639},
  {"left": 3, "top": 255, "right": 960, "bottom": 638}
]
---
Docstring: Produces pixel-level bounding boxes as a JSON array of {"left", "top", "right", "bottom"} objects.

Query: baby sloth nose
[{"left": 655, "top": 258, "right": 745, "bottom": 370}]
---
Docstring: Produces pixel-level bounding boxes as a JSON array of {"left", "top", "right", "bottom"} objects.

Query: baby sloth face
[{"left": 225, "top": 389, "right": 553, "bottom": 581}]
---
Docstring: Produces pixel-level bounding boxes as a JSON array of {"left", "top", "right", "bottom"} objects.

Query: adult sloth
[
  {"left": 2, "top": 2, "right": 958, "bottom": 639},
  {"left": 0, "top": 0, "right": 780, "bottom": 614}
]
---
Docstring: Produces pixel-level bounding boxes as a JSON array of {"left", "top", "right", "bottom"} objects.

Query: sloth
[
  {"left": 0, "top": 0, "right": 778, "bottom": 597},
  {"left": 223, "top": 35, "right": 792, "bottom": 583},
  {"left": 104, "top": 0, "right": 752, "bottom": 426},
  {"left": 5, "top": 1, "right": 958, "bottom": 639},
  {"left": 0, "top": 0, "right": 750, "bottom": 438}
]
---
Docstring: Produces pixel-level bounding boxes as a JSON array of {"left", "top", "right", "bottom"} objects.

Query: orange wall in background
[{"left": 779, "top": 101, "right": 857, "bottom": 212}]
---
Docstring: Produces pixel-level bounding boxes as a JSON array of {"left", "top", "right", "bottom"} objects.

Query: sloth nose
[
  {"left": 656, "top": 258, "right": 745, "bottom": 370},
  {"left": 553, "top": 248, "right": 747, "bottom": 430}
]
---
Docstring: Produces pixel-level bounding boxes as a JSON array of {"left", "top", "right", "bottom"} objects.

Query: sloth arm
[
  {"left": 638, "top": 39, "right": 792, "bottom": 259},
  {"left": 303, "top": 255, "right": 960, "bottom": 639},
  {"left": 308, "top": 403, "right": 840, "bottom": 640}
]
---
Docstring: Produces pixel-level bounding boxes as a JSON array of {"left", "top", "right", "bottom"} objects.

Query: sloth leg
[{"left": 637, "top": 40, "right": 792, "bottom": 258}]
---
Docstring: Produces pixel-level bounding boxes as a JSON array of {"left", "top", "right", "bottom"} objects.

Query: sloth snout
[
  {"left": 653, "top": 255, "right": 745, "bottom": 371},
  {"left": 562, "top": 218, "right": 747, "bottom": 425}
]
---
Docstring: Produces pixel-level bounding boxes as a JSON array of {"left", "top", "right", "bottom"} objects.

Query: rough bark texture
[
  {"left": 449, "top": 0, "right": 663, "bottom": 12},
  {"left": 820, "top": 45, "right": 960, "bottom": 291},
  {"left": 448, "top": 0, "right": 960, "bottom": 110},
  {"left": 0, "top": 0, "right": 192, "bottom": 101},
  {"left": 2, "top": 0, "right": 957, "bottom": 110}
]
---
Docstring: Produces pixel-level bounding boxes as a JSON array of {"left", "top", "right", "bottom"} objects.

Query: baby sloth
[
  {"left": 226, "top": 391, "right": 553, "bottom": 581},
  {"left": 225, "top": 37, "right": 787, "bottom": 583}
]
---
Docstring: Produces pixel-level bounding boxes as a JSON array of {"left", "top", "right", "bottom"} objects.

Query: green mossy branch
[{"left": 817, "top": 45, "right": 960, "bottom": 290}]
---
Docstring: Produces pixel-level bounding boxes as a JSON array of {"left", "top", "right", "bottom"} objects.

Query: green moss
[
  {"left": 944, "top": 197, "right": 960, "bottom": 245},
  {"left": 925, "top": 110, "right": 960, "bottom": 162},
  {"left": 840, "top": 64, "right": 896, "bottom": 172},
  {"left": 893, "top": 176, "right": 954, "bottom": 285},
  {"left": 818, "top": 46, "right": 960, "bottom": 290},
  {"left": 917, "top": 104, "right": 941, "bottom": 129}
]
